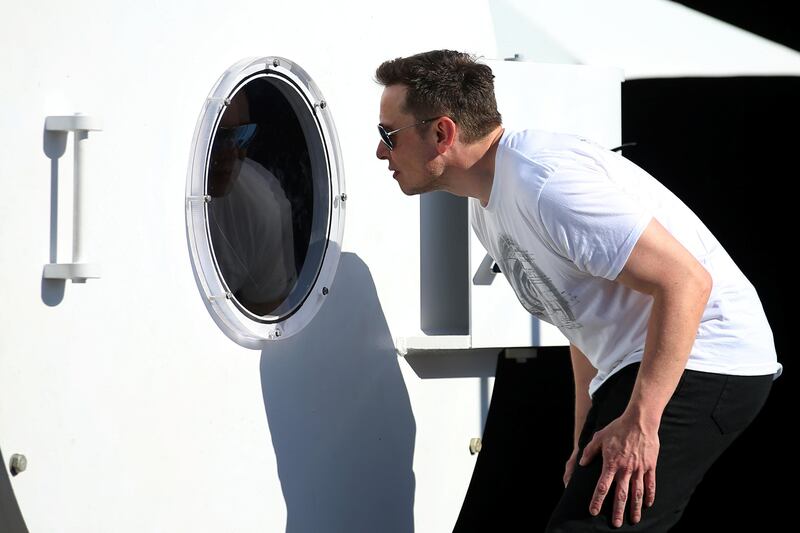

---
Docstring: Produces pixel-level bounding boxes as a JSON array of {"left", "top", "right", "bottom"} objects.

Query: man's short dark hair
[{"left": 375, "top": 50, "right": 502, "bottom": 144}]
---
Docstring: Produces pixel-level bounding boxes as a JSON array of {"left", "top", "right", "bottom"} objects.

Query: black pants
[{"left": 545, "top": 363, "right": 773, "bottom": 532}]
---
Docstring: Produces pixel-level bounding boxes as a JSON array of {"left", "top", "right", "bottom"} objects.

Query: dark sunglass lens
[
  {"left": 233, "top": 124, "right": 257, "bottom": 149},
  {"left": 216, "top": 124, "right": 257, "bottom": 150},
  {"left": 378, "top": 125, "right": 393, "bottom": 150}
]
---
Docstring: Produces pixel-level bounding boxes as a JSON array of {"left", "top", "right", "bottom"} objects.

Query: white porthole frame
[{"left": 185, "top": 56, "right": 345, "bottom": 349}]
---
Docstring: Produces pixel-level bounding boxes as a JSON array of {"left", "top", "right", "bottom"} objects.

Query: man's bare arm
[
  {"left": 579, "top": 217, "right": 712, "bottom": 526},
  {"left": 569, "top": 343, "right": 596, "bottom": 448},
  {"left": 562, "top": 343, "right": 598, "bottom": 487},
  {"left": 614, "top": 219, "right": 712, "bottom": 428}
]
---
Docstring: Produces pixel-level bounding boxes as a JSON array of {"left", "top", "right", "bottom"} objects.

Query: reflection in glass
[{"left": 207, "top": 77, "right": 317, "bottom": 318}]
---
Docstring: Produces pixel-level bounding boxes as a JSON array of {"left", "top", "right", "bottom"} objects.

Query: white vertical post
[{"left": 73, "top": 129, "right": 88, "bottom": 264}]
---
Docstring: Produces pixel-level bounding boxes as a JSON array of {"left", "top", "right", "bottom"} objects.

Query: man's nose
[{"left": 376, "top": 140, "right": 389, "bottom": 160}]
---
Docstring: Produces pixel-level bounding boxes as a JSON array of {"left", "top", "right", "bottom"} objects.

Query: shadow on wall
[
  {"left": 41, "top": 125, "right": 68, "bottom": 306},
  {"left": 260, "top": 253, "right": 416, "bottom": 533},
  {"left": 0, "top": 449, "right": 29, "bottom": 532}
]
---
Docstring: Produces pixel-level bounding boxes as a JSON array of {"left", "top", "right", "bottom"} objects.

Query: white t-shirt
[
  {"left": 471, "top": 129, "right": 781, "bottom": 396},
  {"left": 209, "top": 158, "right": 297, "bottom": 309}
]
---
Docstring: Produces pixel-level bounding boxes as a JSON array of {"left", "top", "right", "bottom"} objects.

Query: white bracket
[{"left": 44, "top": 114, "right": 103, "bottom": 282}]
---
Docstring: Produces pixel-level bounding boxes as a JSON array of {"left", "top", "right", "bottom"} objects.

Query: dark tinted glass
[{"left": 206, "top": 75, "right": 325, "bottom": 319}]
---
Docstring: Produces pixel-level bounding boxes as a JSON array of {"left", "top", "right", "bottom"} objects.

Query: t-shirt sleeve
[{"left": 535, "top": 163, "right": 652, "bottom": 280}]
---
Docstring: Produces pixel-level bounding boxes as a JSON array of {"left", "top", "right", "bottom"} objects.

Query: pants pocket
[{"left": 710, "top": 374, "right": 773, "bottom": 435}]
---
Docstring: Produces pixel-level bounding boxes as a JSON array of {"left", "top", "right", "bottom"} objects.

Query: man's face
[
  {"left": 208, "top": 94, "right": 251, "bottom": 197},
  {"left": 376, "top": 84, "right": 442, "bottom": 195}
]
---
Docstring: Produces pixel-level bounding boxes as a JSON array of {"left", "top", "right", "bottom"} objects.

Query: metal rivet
[
  {"left": 469, "top": 438, "right": 482, "bottom": 455},
  {"left": 223, "top": 98, "right": 231, "bottom": 106},
  {"left": 340, "top": 193, "right": 347, "bottom": 202},
  {"left": 272, "top": 59, "right": 280, "bottom": 67},
  {"left": 319, "top": 100, "right": 326, "bottom": 109},
  {"left": 322, "top": 287, "right": 329, "bottom": 296},
  {"left": 10, "top": 454, "right": 27, "bottom": 476}
]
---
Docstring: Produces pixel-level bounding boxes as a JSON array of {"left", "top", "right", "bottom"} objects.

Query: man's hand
[
  {"left": 563, "top": 447, "right": 580, "bottom": 487},
  {"left": 579, "top": 413, "right": 659, "bottom": 527}
]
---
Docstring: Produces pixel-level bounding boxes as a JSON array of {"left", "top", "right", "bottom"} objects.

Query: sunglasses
[
  {"left": 215, "top": 123, "right": 258, "bottom": 150},
  {"left": 378, "top": 116, "right": 442, "bottom": 151}
]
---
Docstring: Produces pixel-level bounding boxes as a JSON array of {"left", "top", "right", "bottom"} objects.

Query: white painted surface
[
  {"left": 0, "top": 1, "right": 628, "bottom": 531},
  {"left": 491, "top": 0, "right": 800, "bottom": 78},
  {"left": 0, "top": 1, "right": 497, "bottom": 531}
]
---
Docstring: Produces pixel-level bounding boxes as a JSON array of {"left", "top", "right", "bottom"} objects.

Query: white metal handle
[{"left": 44, "top": 114, "right": 103, "bottom": 282}]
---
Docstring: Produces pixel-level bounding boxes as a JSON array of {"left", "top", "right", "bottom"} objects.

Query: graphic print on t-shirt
[{"left": 498, "top": 234, "right": 582, "bottom": 330}]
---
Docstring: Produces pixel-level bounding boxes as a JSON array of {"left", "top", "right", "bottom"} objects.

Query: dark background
[
  {"left": 457, "top": 2, "right": 795, "bottom": 530},
  {"left": 671, "top": 0, "right": 799, "bottom": 52}
]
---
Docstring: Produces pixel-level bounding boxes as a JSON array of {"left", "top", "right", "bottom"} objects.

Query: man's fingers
[
  {"left": 589, "top": 467, "right": 615, "bottom": 516},
  {"left": 611, "top": 471, "right": 631, "bottom": 528},
  {"left": 629, "top": 475, "right": 645, "bottom": 525},
  {"left": 563, "top": 462, "right": 573, "bottom": 487},
  {"left": 579, "top": 434, "right": 599, "bottom": 466},
  {"left": 644, "top": 468, "right": 657, "bottom": 507}
]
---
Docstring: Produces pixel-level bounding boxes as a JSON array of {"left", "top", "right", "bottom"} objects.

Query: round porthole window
[{"left": 186, "top": 57, "right": 345, "bottom": 348}]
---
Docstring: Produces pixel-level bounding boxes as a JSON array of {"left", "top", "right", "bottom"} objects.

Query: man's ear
[{"left": 435, "top": 117, "right": 457, "bottom": 154}]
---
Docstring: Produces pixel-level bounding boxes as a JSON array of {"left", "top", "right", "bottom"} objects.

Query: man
[
  {"left": 208, "top": 87, "right": 298, "bottom": 316},
  {"left": 375, "top": 50, "right": 781, "bottom": 531}
]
